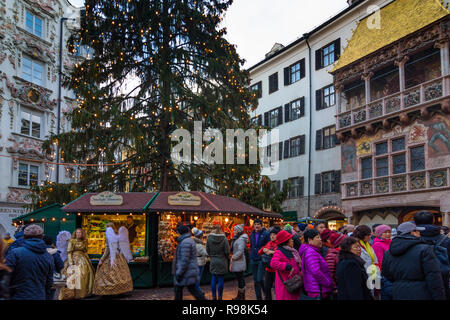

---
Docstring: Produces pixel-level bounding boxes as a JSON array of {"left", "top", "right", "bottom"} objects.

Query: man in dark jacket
[
  {"left": 414, "top": 210, "right": 450, "bottom": 298},
  {"left": 173, "top": 223, "right": 206, "bottom": 300},
  {"left": 249, "top": 219, "right": 270, "bottom": 300},
  {"left": 5, "top": 224, "right": 54, "bottom": 300},
  {"left": 382, "top": 222, "right": 446, "bottom": 300}
]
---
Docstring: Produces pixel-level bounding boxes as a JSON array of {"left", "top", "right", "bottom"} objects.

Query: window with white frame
[
  {"left": 20, "top": 108, "right": 42, "bottom": 138},
  {"left": 289, "top": 99, "right": 303, "bottom": 121},
  {"left": 22, "top": 56, "right": 44, "bottom": 86},
  {"left": 18, "top": 163, "right": 39, "bottom": 187},
  {"left": 25, "top": 10, "right": 43, "bottom": 38}
]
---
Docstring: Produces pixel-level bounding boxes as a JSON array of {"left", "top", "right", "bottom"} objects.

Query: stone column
[
  {"left": 441, "top": 194, "right": 450, "bottom": 227},
  {"left": 435, "top": 41, "right": 449, "bottom": 77},
  {"left": 443, "top": 211, "right": 449, "bottom": 228}
]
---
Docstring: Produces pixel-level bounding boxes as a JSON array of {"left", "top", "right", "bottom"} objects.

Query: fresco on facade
[
  {"left": 356, "top": 131, "right": 382, "bottom": 157},
  {"left": 420, "top": 114, "right": 450, "bottom": 157},
  {"left": 342, "top": 140, "right": 357, "bottom": 173}
]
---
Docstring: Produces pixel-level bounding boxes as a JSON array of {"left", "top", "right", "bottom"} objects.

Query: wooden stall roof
[
  {"left": 13, "top": 203, "right": 64, "bottom": 222},
  {"left": 62, "top": 192, "right": 157, "bottom": 213},
  {"left": 148, "top": 191, "right": 282, "bottom": 218}
]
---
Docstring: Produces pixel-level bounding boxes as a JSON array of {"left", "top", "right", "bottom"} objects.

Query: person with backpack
[
  {"left": 382, "top": 222, "right": 446, "bottom": 300},
  {"left": 258, "top": 226, "right": 280, "bottom": 300},
  {"left": 414, "top": 211, "right": 450, "bottom": 298},
  {"left": 230, "top": 224, "right": 249, "bottom": 300},
  {"left": 249, "top": 219, "right": 270, "bottom": 300}
]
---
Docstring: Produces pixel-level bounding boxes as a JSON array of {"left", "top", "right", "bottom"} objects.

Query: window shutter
[
  {"left": 315, "top": 49, "right": 322, "bottom": 70},
  {"left": 300, "top": 97, "right": 305, "bottom": 117},
  {"left": 333, "top": 170, "right": 341, "bottom": 193},
  {"left": 299, "top": 177, "right": 304, "bottom": 197},
  {"left": 284, "top": 67, "right": 290, "bottom": 86},
  {"left": 316, "top": 129, "right": 323, "bottom": 150},
  {"left": 300, "top": 135, "right": 305, "bottom": 154},
  {"left": 284, "top": 103, "right": 290, "bottom": 123},
  {"left": 277, "top": 106, "right": 283, "bottom": 126},
  {"left": 264, "top": 112, "right": 269, "bottom": 127},
  {"left": 334, "top": 38, "right": 341, "bottom": 60},
  {"left": 333, "top": 133, "right": 340, "bottom": 145},
  {"left": 300, "top": 59, "right": 305, "bottom": 79},
  {"left": 284, "top": 140, "right": 289, "bottom": 159},
  {"left": 314, "top": 173, "right": 322, "bottom": 195},
  {"left": 279, "top": 142, "right": 283, "bottom": 161},
  {"left": 257, "top": 115, "right": 262, "bottom": 126},
  {"left": 316, "top": 89, "right": 322, "bottom": 110}
]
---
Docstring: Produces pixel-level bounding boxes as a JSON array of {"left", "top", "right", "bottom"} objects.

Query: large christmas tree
[{"left": 36, "top": 0, "right": 288, "bottom": 211}]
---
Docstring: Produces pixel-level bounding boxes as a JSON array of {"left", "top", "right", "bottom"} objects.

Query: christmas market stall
[
  {"left": 148, "top": 191, "right": 283, "bottom": 286},
  {"left": 61, "top": 192, "right": 158, "bottom": 288},
  {"left": 36, "top": 191, "right": 282, "bottom": 288},
  {"left": 12, "top": 204, "right": 76, "bottom": 244}
]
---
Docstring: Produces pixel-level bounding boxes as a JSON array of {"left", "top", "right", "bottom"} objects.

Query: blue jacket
[
  {"left": 6, "top": 238, "right": 54, "bottom": 300},
  {"left": 250, "top": 229, "right": 270, "bottom": 261},
  {"left": 172, "top": 233, "right": 199, "bottom": 287},
  {"left": 45, "top": 246, "right": 64, "bottom": 274}
]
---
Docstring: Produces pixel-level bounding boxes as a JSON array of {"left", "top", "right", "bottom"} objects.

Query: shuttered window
[{"left": 269, "top": 73, "right": 278, "bottom": 94}]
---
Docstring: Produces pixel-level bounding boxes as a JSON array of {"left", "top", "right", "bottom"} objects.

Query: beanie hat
[
  {"left": 375, "top": 224, "right": 391, "bottom": 238},
  {"left": 297, "top": 223, "right": 307, "bottom": 231},
  {"left": 23, "top": 224, "right": 44, "bottom": 237},
  {"left": 284, "top": 224, "right": 293, "bottom": 233},
  {"left": 307, "top": 224, "right": 314, "bottom": 229},
  {"left": 320, "top": 228, "right": 332, "bottom": 242},
  {"left": 329, "top": 231, "right": 345, "bottom": 247},
  {"left": 234, "top": 224, "right": 244, "bottom": 234},
  {"left": 191, "top": 227, "right": 203, "bottom": 238},
  {"left": 276, "top": 230, "right": 293, "bottom": 245}
]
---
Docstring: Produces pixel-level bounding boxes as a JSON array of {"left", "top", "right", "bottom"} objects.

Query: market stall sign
[
  {"left": 168, "top": 192, "right": 201, "bottom": 206},
  {"left": 90, "top": 192, "right": 123, "bottom": 206}
]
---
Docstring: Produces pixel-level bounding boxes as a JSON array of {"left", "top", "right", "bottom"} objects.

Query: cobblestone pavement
[{"left": 87, "top": 276, "right": 269, "bottom": 300}]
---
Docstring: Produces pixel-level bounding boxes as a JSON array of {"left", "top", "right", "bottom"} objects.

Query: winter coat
[
  {"left": 336, "top": 251, "right": 373, "bottom": 300},
  {"left": 193, "top": 238, "right": 207, "bottom": 267},
  {"left": 4, "top": 231, "right": 24, "bottom": 258},
  {"left": 359, "top": 241, "right": 378, "bottom": 271},
  {"left": 382, "top": 233, "right": 446, "bottom": 300},
  {"left": 258, "top": 240, "right": 277, "bottom": 272},
  {"left": 270, "top": 246, "right": 302, "bottom": 300},
  {"left": 5, "top": 238, "right": 54, "bottom": 300},
  {"left": 172, "top": 233, "right": 199, "bottom": 287},
  {"left": 206, "top": 233, "right": 229, "bottom": 275},
  {"left": 372, "top": 238, "right": 391, "bottom": 270},
  {"left": 0, "top": 268, "right": 11, "bottom": 300},
  {"left": 298, "top": 244, "right": 333, "bottom": 297},
  {"left": 324, "top": 247, "right": 339, "bottom": 289},
  {"left": 46, "top": 246, "right": 64, "bottom": 274},
  {"left": 417, "top": 224, "right": 450, "bottom": 298},
  {"left": 250, "top": 229, "right": 270, "bottom": 261},
  {"left": 230, "top": 233, "right": 249, "bottom": 273}
]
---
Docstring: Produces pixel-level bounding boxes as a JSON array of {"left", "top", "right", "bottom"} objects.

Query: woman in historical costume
[
  {"left": 59, "top": 228, "right": 95, "bottom": 300},
  {"left": 93, "top": 222, "right": 133, "bottom": 296}
]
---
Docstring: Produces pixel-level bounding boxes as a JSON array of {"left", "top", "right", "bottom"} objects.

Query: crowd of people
[
  {"left": 1, "top": 210, "right": 449, "bottom": 300},
  {"left": 173, "top": 211, "right": 450, "bottom": 300},
  {"left": 0, "top": 222, "right": 134, "bottom": 300}
]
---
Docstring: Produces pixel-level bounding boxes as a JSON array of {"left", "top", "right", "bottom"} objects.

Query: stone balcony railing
[
  {"left": 342, "top": 167, "right": 450, "bottom": 199},
  {"left": 337, "top": 75, "right": 450, "bottom": 130}
]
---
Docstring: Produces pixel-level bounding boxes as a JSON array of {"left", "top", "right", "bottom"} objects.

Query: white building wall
[{"left": 249, "top": 0, "right": 392, "bottom": 218}]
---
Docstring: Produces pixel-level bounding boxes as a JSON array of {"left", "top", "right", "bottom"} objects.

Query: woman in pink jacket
[
  {"left": 269, "top": 230, "right": 302, "bottom": 300},
  {"left": 298, "top": 229, "right": 334, "bottom": 300},
  {"left": 372, "top": 224, "right": 393, "bottom": 300}
]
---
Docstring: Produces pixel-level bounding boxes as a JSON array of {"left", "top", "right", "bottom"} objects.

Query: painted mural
[
  {"left": 341, "top": 140, "right": 357, "bottom": 173},
  {"left": 422, "top": 114, "right": 450, "bottom": 157}
]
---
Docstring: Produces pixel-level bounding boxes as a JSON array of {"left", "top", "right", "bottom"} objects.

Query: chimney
[{"left": 265, "top": 43, "right": 285, "bottom": 59}]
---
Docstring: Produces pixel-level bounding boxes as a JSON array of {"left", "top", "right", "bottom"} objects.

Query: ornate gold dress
[
  {"left": 93, "top": 240, "right": 133, "bottom": 295},
  {"left": 59, "top": 239, "right": 95, "bottom": 300}
]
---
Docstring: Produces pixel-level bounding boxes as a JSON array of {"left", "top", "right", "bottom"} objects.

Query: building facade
[
  {"left": 0, "top": 0, "right": 83, "bottom": 236},
  {"left": 332, "top": 0, "right": 450, "bottom": 227},
  {"left": 248, "top": 0, "right": 390, "bottom": 228}
]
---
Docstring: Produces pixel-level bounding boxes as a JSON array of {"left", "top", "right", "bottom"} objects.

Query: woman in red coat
[
  {"left": 269, "top": 230, "right": 302, "bottom": 300},
  {"left": 258, "top": 226, "right": 281, "bottom": 300},
  {"left": 324, "top": 231, "right": 346, "bottom": 297}
]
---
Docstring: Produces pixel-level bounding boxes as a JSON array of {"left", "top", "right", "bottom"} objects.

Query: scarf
[
  {"left": 282, "top": 245, "right": 301, "bottom": 267},
  {"left": 359, "top": 240, "right": 376, "bottom": 264}
]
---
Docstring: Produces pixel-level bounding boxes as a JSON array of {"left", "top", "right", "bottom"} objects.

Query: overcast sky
[{"left": 68, "top": 0, "right": 350, "bottom": 68}]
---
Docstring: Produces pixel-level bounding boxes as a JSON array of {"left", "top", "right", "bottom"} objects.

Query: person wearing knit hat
[
  {"left": 191, "top": 227, "right": 203, "bottom": 238},
  {"left": 191, "top": 227, "right": 207, "bottom": 295},
  {"left": 372, "top": 224, "right": 393, "bottom": 300},
  {"left": 5, "top": 224, "right": 54, "bottom": 300},
  {"left": 324, "top": 230, "right": 346, "bottom": 296},
  {"left": 230, "top": 224, "right": 248, "bottom": 300}
]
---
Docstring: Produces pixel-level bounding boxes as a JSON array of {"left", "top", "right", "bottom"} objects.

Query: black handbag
[
  {"left": 261, "top": 253, "right": 272, "bottom": 266},
  {"left": 277, "top": 270, "right": 303, "bottom": 294}
]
